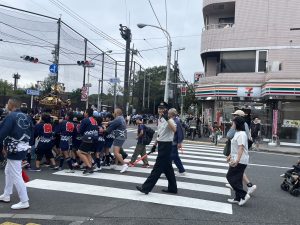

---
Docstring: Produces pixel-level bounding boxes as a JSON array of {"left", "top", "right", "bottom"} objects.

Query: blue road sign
[
  {"left": 26, "top": 89, "right": 40, "bottom": 96},
  {"left": 49, "top": 64, "right": 58, "bottom": 74}
]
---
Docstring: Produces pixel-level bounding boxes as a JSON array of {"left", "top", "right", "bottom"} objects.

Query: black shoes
[
  {"left": 162, "top": 189, "right": 177, "bottom": 194},
  {"left": 136, "top": 186, "right": 149, "bottom": 195}
]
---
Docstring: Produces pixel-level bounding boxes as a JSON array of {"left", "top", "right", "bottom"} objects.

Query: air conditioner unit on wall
[{"left": 267, "top": 61, "right": 282, "bottom": 72}]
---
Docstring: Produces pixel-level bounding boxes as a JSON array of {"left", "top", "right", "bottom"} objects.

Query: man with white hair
[{"left": 169, "top": 108, "right": 186, "bottom": 176}]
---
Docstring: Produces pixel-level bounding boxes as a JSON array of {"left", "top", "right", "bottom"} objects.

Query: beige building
[{"left": 196, "top": 0, "right": 300, "bottom": 146}]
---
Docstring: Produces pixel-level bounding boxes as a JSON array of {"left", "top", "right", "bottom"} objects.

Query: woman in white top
[{"left": 226, "top": 116, "right": 251, "bottom": 206}]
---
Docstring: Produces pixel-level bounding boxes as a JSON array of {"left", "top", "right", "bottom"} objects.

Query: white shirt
[
  {"left": 230, "top": 131, "right": 249, "bottom": 165},
  {"left": 157, "top": 117, "right": 176, "bottom": 142}
]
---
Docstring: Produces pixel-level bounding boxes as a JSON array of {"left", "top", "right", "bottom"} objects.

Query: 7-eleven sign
[{"left": 181, "top": 86, "right": 187, "bottom": 96}]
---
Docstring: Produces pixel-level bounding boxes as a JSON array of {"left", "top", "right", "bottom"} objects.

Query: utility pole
[
  {"left": 12, "top": 73, "right": 20, "bottom": 91},
  {"left": 147, "top": 73, "right": 150, "bottom": 109},
  {"left": 131, "top": 61, "right": 136, "bottom": 107},
  {"left": 114, "top": 61, "right": 118, "bottom": 110},
  {"left": 174, "top": 48, "right": 185, "bottom": 108},
  {"left": 55, "top": 17, "right": 61, "bottom": 83},
  {"left": 83, "top": 38, "right": 87, "bottom": 86},
  {"left": 119, "top": 24, "right": 131, "bottom": 114},
  {"left": 142, "top": 69, "right": 146, "bottom": 109},
  {"left": 100, "top": 52, "right": 105, "bottom": 111}
]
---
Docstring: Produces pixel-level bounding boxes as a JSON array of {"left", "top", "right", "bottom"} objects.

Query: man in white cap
[{"left": 226, "top": 109, "right": 257, "bottom": 195}]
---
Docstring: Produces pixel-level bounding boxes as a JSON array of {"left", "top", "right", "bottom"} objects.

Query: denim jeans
[{"left": 171, "top": 144, "right": 185, "bottom": 173}]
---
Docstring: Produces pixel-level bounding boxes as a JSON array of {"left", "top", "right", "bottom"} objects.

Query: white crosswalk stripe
[{"left": 26, "top": 142, "right": 233, "bottom": 214}]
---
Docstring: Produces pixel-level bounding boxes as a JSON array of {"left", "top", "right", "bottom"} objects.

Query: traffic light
[
  {"left": 77, "top": 60, "right": 95, "bottom": 67},
  {"left": 21, "top": 55, "right": 38, "bottom": 63}
]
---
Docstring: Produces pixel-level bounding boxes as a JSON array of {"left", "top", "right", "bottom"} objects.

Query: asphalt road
[{"left": 0, "top": 124, "right": 299, "bottom": 225}]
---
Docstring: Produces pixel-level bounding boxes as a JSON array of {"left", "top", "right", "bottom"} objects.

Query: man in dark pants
[{"left": 136, "top": 102, "right": 177, "bottom": 194}]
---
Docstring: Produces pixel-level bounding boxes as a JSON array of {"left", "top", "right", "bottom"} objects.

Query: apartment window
[
  {"left": 257, "top": 50, "right": 267, "bottom": 72},
  {"left": 219, "top": 17, "right": 235, "bottom": 24},
  {"left": 220, "top": 51, "right": 256, "bottom": 73}
]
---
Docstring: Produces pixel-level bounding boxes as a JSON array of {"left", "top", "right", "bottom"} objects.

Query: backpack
[{"left": 142, "top": 125, "right": 155, "bottom": 145}]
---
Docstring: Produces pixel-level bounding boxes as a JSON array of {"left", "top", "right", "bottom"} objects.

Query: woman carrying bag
[{"left": 226, "top": 116, "right": 250, "bottom": 206}]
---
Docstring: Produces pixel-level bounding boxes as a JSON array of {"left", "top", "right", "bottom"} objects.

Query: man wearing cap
[
  {"left": 226, "top": 109, "right": 257, "bottom": 195},
  {"left": 136, "top": 102, "right": 177, "bottom": 194}
]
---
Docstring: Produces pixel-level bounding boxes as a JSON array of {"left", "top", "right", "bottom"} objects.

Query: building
[{"left": 196, "top": 0, "right": 300, "bottom": 146}]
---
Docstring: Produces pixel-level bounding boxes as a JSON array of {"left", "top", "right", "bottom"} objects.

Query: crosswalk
[{"left": 26, "top": 141, "right": 233, "bottom": 215}]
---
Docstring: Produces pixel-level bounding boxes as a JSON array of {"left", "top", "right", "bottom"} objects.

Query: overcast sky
[{"left": 0, "top": 0, "right": 204, "bottom": 94}]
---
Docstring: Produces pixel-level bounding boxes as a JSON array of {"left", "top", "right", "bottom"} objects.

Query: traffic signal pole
[
  {"left": 119, "top": 24, "right": 131, "bottom": 114},
  {"left": 83, "top": 38, "right": 87, "bottom": 86}
]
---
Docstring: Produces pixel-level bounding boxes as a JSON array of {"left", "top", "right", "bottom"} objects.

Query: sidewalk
[{"left": 184, "top": 137, "right": 300, "bottom": 156}]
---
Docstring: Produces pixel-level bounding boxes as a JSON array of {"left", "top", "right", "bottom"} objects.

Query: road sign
[
  {"left": 49, "top": 64, "right": 58, "bottom": 74},
  {"left": 181, "top": 86, "right": 187, "bottom": 96},
  {"left": 81, "top": 86, "right": 88, "bottom": 102},
  {"left": 85, "top": 83, "right": 92, "bottom": 88},
  {"left": 26, "top": 89, "right": 40, "bottom": 96},
  {"left": 109, "top": 78, "right": 120, "bottom": 84},
  {"left": 160, "top": 80, "right": 166, "bottom": 86}
]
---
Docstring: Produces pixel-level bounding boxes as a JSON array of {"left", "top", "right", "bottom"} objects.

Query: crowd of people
[{"left": 0, "top": 97, "right": 264, "bottom": 210}]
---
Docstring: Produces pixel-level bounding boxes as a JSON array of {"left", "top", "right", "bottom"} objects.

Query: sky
[{"left": 0, "top": 0, "right": 204, "bottom": 95}]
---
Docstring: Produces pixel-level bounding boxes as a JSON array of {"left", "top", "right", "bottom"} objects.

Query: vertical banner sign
[
  {"left": 272, "top": 110, "right": 278, "bottom": 136},
  {"left": 181, "top": 86, "right": 187, "bottom": 96},
  {"left": 81, "top": 86, "right": 88, "bottom": 102}
]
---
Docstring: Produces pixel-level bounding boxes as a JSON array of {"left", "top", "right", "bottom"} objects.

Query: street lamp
[
  {"left": 137, "top": 23, "right": 172, "bottom": 103},
  {"left": 86, "top": 50, "right": 112, "bottom": 111}
]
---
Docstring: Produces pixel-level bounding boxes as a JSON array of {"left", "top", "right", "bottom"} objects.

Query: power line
[
  {"left": 148, "top": 0, "right": 168, "bottom": 40},
  {"left": 48, "top": 0, "right": 126, "bottom": 50}
]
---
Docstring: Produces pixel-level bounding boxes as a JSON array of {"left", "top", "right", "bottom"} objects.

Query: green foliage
[{"left": 0, "top": 79, "right": 14, "bottom": 95}]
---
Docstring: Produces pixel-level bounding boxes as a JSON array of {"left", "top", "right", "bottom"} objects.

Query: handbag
[{"left": 223, "top": 139, "right": 231, "bottom": 156}]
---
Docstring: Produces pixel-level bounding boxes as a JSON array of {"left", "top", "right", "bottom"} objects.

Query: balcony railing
[{"left": 203, "top": 23, "right": 234, "bottom": 31}]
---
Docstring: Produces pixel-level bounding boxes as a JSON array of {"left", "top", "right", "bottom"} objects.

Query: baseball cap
[
  {"left": 232, "top": 110, "right": 245, "bottom": 117},
  {"left": 158, "top": 102, "right": 169, "bottom": 109}
]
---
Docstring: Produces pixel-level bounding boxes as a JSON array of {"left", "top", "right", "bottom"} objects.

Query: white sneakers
[
  {"left": 0, "top": 194, "right": 10, "bottom": 203},
  {"left": 247, "top": 185, "right": 257, "bottom": 195},
  {"left": 227, "top": 199, "right": 239, "bottom": 204},
  {"left": 228, "top": 194, "right": 251, "bottom": 206},
  {"left": 0, "top": 195, "right": 29, "bottom": 209},
  {"left": 238, "top": 194, "right": 251, "bottom": 206},
  {"left": 11, "top": 201, "right": 30, "bottom": 210},
  {"left": 120, "top": 164, "right": 129, "bottom": 173}
]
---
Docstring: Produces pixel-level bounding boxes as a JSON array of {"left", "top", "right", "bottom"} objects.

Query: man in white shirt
[{"left": 136, "top": 102, "right": 177, "bottom": 194}]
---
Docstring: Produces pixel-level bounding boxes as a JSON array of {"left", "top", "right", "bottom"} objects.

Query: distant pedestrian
[
  {"left": 136, "top": 102, "right": 177, "bottom": 194},
  {"left": 0, "top": 98, "right": 33, "bottom": 210},
  {"left": 250, "top": 116, "right": 261, "bottom": 150},
  {"left": 128, "top": 115, "right": 150, "bottom": 168}
]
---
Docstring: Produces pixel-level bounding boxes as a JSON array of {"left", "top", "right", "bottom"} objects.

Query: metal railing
[{"left": 203, "top": 23, "right": 234, "bottom": 31}]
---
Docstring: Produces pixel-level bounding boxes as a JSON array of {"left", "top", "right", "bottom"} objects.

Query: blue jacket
[
  {"left": 34, "top": 122, "right": 54, "bottom": 145},
  {"left": 56, "top": 120, "right": 76, "bottom": 142},
  {"left": 173, "top": 117, "right": 184, "bottom": 145},
  {"left": 79, "top": 117, "right": 98, "bottom": 142},
  {"left": 0, "top": 110, "right": 33, "bottom": 160},
  {"left": 106, "top": 116, "right": 127, "bottom": 140}
]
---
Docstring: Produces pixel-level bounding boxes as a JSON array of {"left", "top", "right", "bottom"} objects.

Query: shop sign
[
  {"left": 282, "top": 119, "right": 300, "bottom": 128},
  {"left": 194, "top": 72, "right": 204, "bottom": 83},
  {"left": 237, "top": 87, "right": 261, "bottom": 97}
]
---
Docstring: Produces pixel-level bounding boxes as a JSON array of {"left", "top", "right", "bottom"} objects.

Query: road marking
[
  {"left": 182, "top": 144, "right": 223, "bottom": 150},
  {"left": 26, "top": 179, "right": 232, "bottom": 214},
  {"left": 127, "top": 150, "right": 226, "bottom": 162},
  {"left": 132, "top": 146, "right": 224, "bottom": 154},
  {"left": 251, "top": 151, "right": 300, "bottom": 157},
  {"left": 54, "top": 171, "right": 231, "bottom": 196},
  {"left": 249, "top": 163, "right": 292, "bottom": 169},
  {"left": 0, "top": 223, "right": 21, "bottom": 225},
  {"left": 125, "top": 151, "right": 228, "bottom": 167},
  {"left": 101, "top": 165, "right": 228, "bottom": 179}
]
